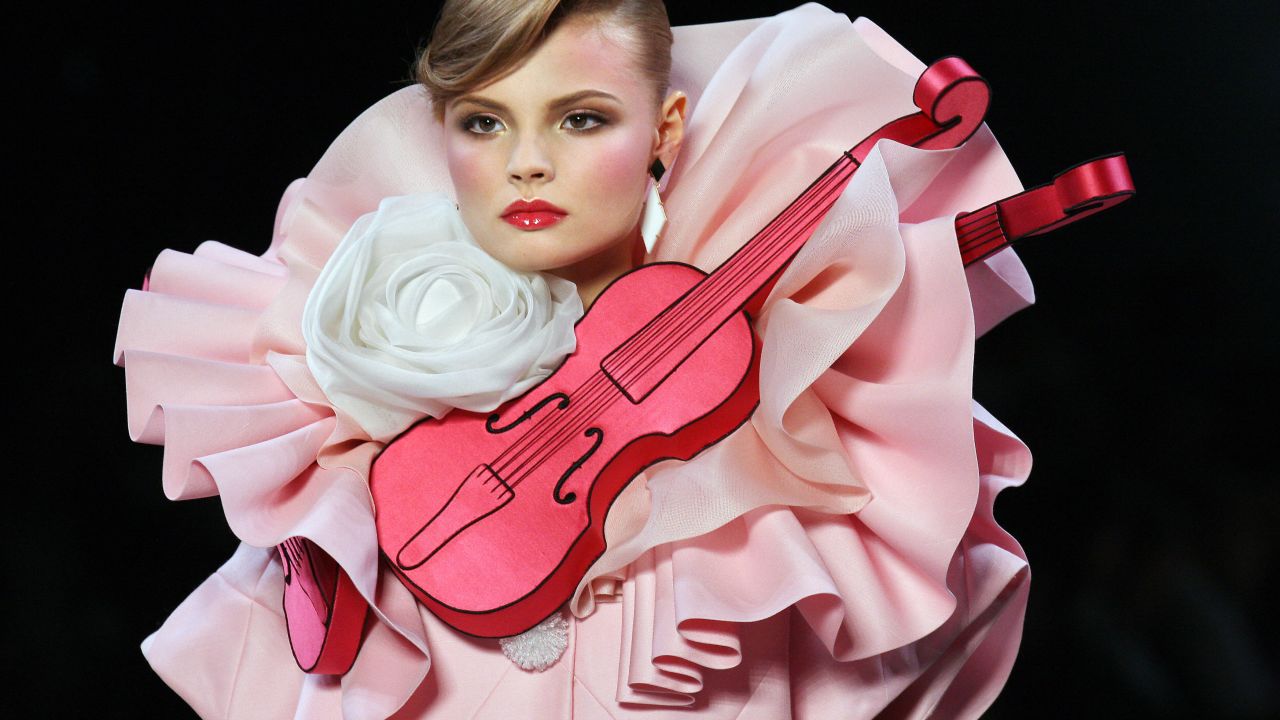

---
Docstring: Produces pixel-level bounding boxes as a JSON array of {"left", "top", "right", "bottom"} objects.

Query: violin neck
[
  {"left": 599, "top": 56, "right": 1000, "bottom": 404},
  {"left": 600, "top": 153, "right": 860, "bottom": 403}
]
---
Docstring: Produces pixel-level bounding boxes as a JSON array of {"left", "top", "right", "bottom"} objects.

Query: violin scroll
[
  {"left": 913, "top": 56, "right": 990, "bottom": 150},
  {"left": 956, "top": 153, "right": 1136, "bottom": 266},
  {"left": 847, "top": 55, "right": 991, "bottom": 162}
]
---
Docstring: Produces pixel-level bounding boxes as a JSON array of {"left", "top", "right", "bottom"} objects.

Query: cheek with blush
[
  {"left": 444, "top": 140, "right": 506, "bottom": 258},
  {"left": 444, "top": 142, "right": 489, "bottom": 213},
  {"left": 581, "top": 131, "right": 654, "bottom": 234}
]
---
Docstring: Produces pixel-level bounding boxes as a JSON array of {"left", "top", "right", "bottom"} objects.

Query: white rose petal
[{"left": 302, "top": 193, "right": 582, "bottom": 441}]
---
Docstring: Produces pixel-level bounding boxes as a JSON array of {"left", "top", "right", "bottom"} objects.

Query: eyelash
[
  {"left": 460, "top": 111, "right": 608, "bottom": 135},
  {"left": 562, "top": 111, "right": 607, "bottom": 132}
]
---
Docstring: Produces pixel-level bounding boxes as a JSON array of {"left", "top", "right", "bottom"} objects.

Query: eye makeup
[{"left": 459, "top": 110, "right": 610, "bottom": 136}]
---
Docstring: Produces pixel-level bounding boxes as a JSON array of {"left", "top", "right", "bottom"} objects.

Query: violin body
[
  {"left": 365, "top": 55, "right": 1074, "bottom": 640},
  {"left": 370, "top": 262, "right": 761, "bottom": 637},
  {"left": 278, "top": 536, "right": 367, "bottom": 673}
]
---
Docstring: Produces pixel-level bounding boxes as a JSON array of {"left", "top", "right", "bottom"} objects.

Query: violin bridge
[{"left": 395, "top": 465, "right": 514, "bottom": 570}]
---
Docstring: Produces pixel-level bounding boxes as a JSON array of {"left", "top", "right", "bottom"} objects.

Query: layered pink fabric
[{"left": 116, "top": 4, "right": 1037, "bottom": 718}]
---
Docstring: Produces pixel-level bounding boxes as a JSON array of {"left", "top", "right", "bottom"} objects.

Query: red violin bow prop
[{"left": 368, "top": 57, "right": 994, "bottom": 639}]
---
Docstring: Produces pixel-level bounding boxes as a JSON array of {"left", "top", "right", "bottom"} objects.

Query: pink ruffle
[
  {"left": 584, "top": 141, "right": 1033, "bottom": 710},
  {"left": 117, "top": 3, "right": 1037, "bottom": 718}
]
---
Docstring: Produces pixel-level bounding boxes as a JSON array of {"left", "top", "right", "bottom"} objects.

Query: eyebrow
[{"left": 451, "top": 89, "right": 622, "bottom": 115}]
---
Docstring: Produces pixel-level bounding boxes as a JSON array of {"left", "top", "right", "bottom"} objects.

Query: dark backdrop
[{"left": 14, "top": 1, "right": 1277, "bottom": 717}]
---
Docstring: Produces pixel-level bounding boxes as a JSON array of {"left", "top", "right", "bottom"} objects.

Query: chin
[
  {"left": 488, "top": 239, "right": 571, "bottom": 274},
  {"left": 488, "top": 228, "right": 580, "bottom": 272}
]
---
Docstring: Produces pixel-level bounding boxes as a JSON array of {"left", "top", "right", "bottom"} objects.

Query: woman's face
[{"left": 442, "top": 16, "right": 675, "bottom": 274}]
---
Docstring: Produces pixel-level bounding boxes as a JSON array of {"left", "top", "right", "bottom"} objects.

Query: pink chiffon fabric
[{"left": 115, "top": 4, "right": 1038, "bottom": 718}]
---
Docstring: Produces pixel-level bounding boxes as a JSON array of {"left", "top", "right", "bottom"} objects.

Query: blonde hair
[{"left": 415, "top": 0, "right": 673, "bottom": 120}]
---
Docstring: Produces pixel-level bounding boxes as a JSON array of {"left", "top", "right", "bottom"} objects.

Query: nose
[{"left": 506, "top": 133, "right": 554, "bottom": 187}]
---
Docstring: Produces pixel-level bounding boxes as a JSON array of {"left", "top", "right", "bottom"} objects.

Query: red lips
[
  {"left": 502, "top": 199, "right": 567, "bottom": 231},
  {"left": 502, "top": 198, "right": 567, "bottom": 215}
]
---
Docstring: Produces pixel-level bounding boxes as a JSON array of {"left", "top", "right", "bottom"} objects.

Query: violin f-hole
[
  {"left": 554, "top": 427, "right": 602, "bottom": 505},
  {"left": 486, "top": 393, "right": 570, "bottom": 434}
]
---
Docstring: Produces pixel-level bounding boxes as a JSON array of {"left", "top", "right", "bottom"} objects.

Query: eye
[
  {"left": 462, "top": 114, "right": 505, "bottom": 135},
  {"left": 561, "top": 111, "right": 606, "bottom": 132}
]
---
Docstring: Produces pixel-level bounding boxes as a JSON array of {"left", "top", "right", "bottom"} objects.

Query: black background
[{"left": 13, "top": 1, "right": 1277, "bottom": 717}]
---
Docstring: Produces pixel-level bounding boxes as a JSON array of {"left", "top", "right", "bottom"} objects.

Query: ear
[{"left": 652, "top": 91, "right": 687, "bottom": 180}]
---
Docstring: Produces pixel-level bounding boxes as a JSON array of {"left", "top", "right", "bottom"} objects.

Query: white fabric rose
[{"left": 302, "top": 193, "right": 582, "bottom": 442}]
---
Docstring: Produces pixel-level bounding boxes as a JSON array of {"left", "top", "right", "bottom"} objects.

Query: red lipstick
[{"left": 502, "top": 199, "right": 567, "bottom": 231}]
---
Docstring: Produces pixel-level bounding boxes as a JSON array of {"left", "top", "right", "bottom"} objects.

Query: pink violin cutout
[
  {"left": 956, "top": 152, "right": 1134, "bottom": 265},
  {"left": 278, "top": 55, "right": 1135, "bottom": 669},
  {"left": 365, "top": 56, "right": 1134, "bottom": 640},
  {"left": 277, "top": 537, "right": 365, "bottom": 674}
]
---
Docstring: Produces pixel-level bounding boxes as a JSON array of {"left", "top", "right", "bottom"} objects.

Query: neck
[{"left": 548, "top": 227, "right": 641, "bottom": 310}]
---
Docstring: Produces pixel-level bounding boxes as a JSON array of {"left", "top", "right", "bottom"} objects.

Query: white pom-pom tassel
[{"left": 499, "top": 610, "right": 569, "bottom": 671}]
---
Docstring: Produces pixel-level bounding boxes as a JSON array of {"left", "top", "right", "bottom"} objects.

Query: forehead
[{"left": 464, "top": 17, "right": 649, "bottom": 108}]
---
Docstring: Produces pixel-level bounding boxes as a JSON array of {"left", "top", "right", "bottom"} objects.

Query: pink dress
[{"left": 114, "top": 5, "right": 1037, "bottom": 718}]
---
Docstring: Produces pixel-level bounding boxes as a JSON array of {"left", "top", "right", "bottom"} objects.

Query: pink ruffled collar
[{"left": 115, "top": 5, "right": 1037, "bottom": 717}]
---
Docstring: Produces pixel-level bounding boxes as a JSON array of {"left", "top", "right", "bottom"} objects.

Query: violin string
[
  {"left": 956, "top": 214, "right": 1000, "bottom": 238},
  {"left": 959, "top": 230, "right": 1007, "bottom": 261},
  {"left": 505, "top": 374, "right": 624, "bottom": 491},
  {"left": 494, "top": 366, "right": 622, "bottom": 482},
  {"left": 499, "top": 371, "right": 619, "bottom": 489},
  {"left": 492, "top": 177, "right": 841, "bottom": 479},
  {"left": 608, "top": 157, "right": 854, "bottom": 380},
  {"left": 955, "top": 207, "right": 1006, "bottom": 256},
  {"left": 956, "top": 216, "right": 999, "bottom": 240},
  {"left": 289, "top": 537, "right": 304, "bottom": 566},
  {"left": 285, "top": 537, "right": 331, "bottom": 612},
  {"left": 611, "top": 158, "right": 854, "bottom": 389},
  {"left": 602, "top": 166, "right": 829, "bottom": 377},
  {"left": 609, "top": 189, "right": 835, "bottom": 399},
  {"left": 500, "top": 156, "right": 854, "bottom": 493},
  {"left": 605, "top": 216, "right": 814, "bottom": 394},
  {"left": 493, "top": 381, "right": 602, "bottom": 480},
  {"left": 485, "top": 155, "right": 857, "bottom": 498},
  {"left": 490, "top": 371, "right": 610, "bottom": 475},
  {"left": 956, "top": 212, "right": 998, "bottom": 231},
  {"left": 449, "top": 98, "right": 1003, "bottom": 511},
  {"left": 959, "top": 227, "right": 1003, "bottom": 251},
  {"left": 609, "top": 156, "right": 854, "bottom": 384},
  {"left": 962, "top": 206, "right": 1008, "bottom": 251},
  {"left": 489, "top": 180, "right": 832, "bottom": 482}
]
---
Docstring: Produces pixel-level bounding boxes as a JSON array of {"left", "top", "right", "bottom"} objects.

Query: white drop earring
[{"left": 640, "top": 158, "right": 668, "bottom": 254}]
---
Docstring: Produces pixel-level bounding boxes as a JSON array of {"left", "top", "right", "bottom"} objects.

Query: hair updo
[{"left": 415, "top": 0, "right": 673, "bottom": 120}]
